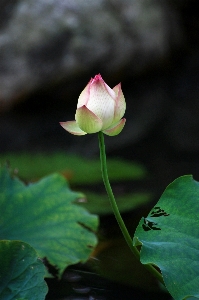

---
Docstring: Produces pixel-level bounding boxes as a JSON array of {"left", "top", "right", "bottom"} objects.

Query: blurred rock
[{"left": 0, "top": 0, "right": 182, "bottom": 110}]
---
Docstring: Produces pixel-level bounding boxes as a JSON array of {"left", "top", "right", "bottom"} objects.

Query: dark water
[{"left": 46, "top": 266, "right": 172, "bottom": 300}]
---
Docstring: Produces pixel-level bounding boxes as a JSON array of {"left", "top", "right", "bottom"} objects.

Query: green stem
[{"left": 98, "top": 131, "right": 164, "bottom": 285}]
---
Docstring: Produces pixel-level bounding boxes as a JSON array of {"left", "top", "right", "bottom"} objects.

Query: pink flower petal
[
  {"left": 77, "top": 80, "right": 91, "bottom": 108},
  {"left": 60, "top": 121, "right": 87, "bottom": 136},
  {"left": 102, "top": 118, "right": 126, "bottom": 136},
  {"left": 88, "top": 78, "right": 115, "bottom": 129},
  {"left": 112, "top": 83, "right": 126, "bottom": 123},
  {"left": 75, "top": 105, "right": 103, "bottom": 133}
]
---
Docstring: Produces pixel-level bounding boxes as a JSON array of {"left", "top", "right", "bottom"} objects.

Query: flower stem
[{"left": 98, "top": 131, "right": 164, "bottom": 285}]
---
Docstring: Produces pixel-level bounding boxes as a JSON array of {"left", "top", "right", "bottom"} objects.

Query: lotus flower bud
[{"left": 60, "top": 74, "right": 126, "bottom": 136}]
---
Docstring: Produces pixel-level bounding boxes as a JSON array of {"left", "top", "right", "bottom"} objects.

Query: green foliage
[
  {"left": 0, "top": 152, "right": 146, "bottom": 184},
  {"left": 0, "top": 240, "right": 48, "bottom": 300},
  {"left": 133, "top": 175, "right": 199, "bottom": 300},
  {"left": 79, "top": 191, "right": 152, "bottom": 215},
  {"left": 0, "top": 152, "right": 150, "bottom": 216},
  {"left": 0, "top": 166, "right": 98, "bottom": 276}
]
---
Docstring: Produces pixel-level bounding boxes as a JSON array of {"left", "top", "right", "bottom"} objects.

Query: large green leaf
[
  {"left": 133, "top": 175, "right": 199, "bottom": 300},
  {"left": 0, "top": 152, "right": 146, "bottom": 184},
  {"left": 0, "top": 166, "right": 98, "bottom": 276},
  {"left": 0, "top": 240, "right": 48, "bottom": 300}
]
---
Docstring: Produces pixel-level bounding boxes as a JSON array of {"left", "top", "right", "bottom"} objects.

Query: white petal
[
  {"left": 112, "top": 84, "right": 126, "bottom": 123},
  {"left": 103, "top": 118, "right": 126, "bottom": 136},
  {"left": 75, "top": 106, "right": 103, "bottom": 133},
  {"left": 77, "top": 79, "right": 91, "bottom": 108},
  {"left": 60, "top": 121, "right": 87, "bottom": 136},
  {"left": 87, "top": 80, "right": 115, "bottom": 129}
]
